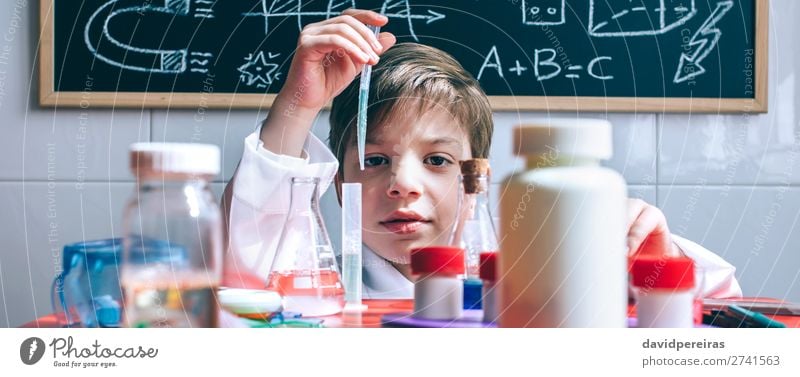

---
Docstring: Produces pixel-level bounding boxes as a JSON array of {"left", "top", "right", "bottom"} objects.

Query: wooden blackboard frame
[{"left": 39, "top": 0, "right": 768, "bottom": 113}]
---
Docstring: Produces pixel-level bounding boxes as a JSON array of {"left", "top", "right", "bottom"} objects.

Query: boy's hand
[
  {"left": 280, "top": 9, "right": 396, "bottom": 113},
  {"left": 626, "top": 198, "right": 681, "bottom": 257},
  {"left": 261, "top": 9, "right": 396, "bottom": 157}
]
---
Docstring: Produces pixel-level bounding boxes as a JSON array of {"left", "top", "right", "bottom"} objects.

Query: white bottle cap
[
  {"left": 514, "top": 119, "right": 612, "bottom": 160},
  {"left": 129, "top": 142, "right": 220, "bottom": 177},
  {"left": 218, "top": 288, "right": 283, "bottom": 315}
]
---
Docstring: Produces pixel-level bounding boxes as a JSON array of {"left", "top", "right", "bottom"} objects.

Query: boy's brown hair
[{"left": 329, "top": 43, "right": 493, "bottom": 174}]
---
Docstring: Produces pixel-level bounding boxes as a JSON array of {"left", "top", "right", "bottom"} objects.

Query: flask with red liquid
[{"left": 267, "top": 177, "right": 344, "bottom": 316}]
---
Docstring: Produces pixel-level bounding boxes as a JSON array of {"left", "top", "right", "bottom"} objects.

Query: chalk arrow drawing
[
  {"left": 380, "top": 0, "right": 445, "bottom": 42},
  {"left": 243, "top": 1, "right": 444, "bottom": 41},
  {"left": 673, "top": 1, "right": 734, "bottom": 84},
  {"left": 385, "top": 9, "right": 445, "bottom": 24},
  {"left": 244, "top": 0, "right": 355, "bottom": 35}
]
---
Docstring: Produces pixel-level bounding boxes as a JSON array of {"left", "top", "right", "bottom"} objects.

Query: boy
[{"left": 222, "top": 9, "right": 741, "bottom": 299}]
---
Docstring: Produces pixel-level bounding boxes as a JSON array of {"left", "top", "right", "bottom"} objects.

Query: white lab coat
[{"left": 224, "top": 128, "right": 742, "bottom": 299}]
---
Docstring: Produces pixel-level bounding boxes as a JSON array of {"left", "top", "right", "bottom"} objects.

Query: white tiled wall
[{"left": 1, "top": 2, "right": 798, "bottom": 327}]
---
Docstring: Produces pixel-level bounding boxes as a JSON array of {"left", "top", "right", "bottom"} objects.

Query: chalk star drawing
[{"left": 238, "top": 51, "right": 281, "bottom": 88}]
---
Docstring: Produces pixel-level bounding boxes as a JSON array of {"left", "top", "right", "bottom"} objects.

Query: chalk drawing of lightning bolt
[{"left": 673, "top": 1, "right": 734, "bottom": 84}]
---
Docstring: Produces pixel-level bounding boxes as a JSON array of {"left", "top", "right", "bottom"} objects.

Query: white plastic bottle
[
  {"left": 631, "top": 256, "right": 696, "bottom": 328},
  {"left": 411, "top": 246, "right": 464, "bottom": 320},
  {"left": 498, "top": 119, "right": 628, "bottom": 328}
]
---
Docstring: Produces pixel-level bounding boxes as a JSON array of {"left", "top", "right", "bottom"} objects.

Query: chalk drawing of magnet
[
  {"left": 84, "top": 0, "right": 212, "bottom": 73},
  {"left": 589, "top": 0, "right": 697, "bottom": 37}
]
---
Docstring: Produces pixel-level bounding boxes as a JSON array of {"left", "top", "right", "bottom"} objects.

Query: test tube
[
  {"left": 357, "top": 25, "right": 381, "bottom": 171},
  {"left": 342, "top": 183, "right": 366, "bottom": 311}
]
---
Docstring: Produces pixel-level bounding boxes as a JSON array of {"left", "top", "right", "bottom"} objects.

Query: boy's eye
[
  {"left": 364, "top": 155, "right": 389, "bottom": 167},
  {"left": 424, "top": 155, "right": 453, "bottom": 167}
]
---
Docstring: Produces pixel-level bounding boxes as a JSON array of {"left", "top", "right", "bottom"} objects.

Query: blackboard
[{"left": 39, "top": 0, "right": 768, "bottom": 112}]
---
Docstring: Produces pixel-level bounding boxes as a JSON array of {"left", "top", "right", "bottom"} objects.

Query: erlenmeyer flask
[{"left": 267, "top": 177, "right": 344, "bottom": 316}]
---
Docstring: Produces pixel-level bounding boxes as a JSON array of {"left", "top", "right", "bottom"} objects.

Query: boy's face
[{"left": 342, "top": 108, "right": 471, "bottom": 272}]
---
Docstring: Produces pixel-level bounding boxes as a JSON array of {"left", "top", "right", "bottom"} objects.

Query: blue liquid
[
  {"left": 343, "top": 253, "right": 362, "bottom": 303},
  {"left": 357, "top": 88, "right": 368, "bottom": 170}
]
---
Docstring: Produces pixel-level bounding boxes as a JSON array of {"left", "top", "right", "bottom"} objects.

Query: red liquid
[
  {"left": 468, "top": 249, "right": 498, "bottom": 279},
  {"left": 265, "top": 270, "right": 344, "bottom": 316}
]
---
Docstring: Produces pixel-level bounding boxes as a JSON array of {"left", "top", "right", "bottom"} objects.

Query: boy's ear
[{"left": 334, "top": 172, "right": 343, "bottom": 206}]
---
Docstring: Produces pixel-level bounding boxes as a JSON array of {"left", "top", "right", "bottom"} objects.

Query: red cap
[
  {"left": 479, "top": 252, "right": 497, "bottom": 281},
  {"left": 630, "top": 256, "right": 695, "bottom": 290},
  {"left": 410, "top": 246, "right": 464, "bottom": 276}
]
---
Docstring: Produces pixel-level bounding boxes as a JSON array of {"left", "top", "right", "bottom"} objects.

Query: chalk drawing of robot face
[{"left": 522, "top": 0, "right": 566, "bottom": 26}]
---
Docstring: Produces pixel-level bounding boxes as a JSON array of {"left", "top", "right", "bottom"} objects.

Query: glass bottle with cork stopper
[{"left": 450, "top": 158, "right": 498, "bottom": 309}]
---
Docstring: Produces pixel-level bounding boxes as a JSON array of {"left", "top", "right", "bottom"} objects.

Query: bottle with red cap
[
  {"left": 630, "top": 256, "right": 696, "bottom": 328},
  {"left": 479, "top": 252, "right": 499, "bottom": 323},
  {"left": 411, "top": 246, "right": 465, "bottom": 320}
]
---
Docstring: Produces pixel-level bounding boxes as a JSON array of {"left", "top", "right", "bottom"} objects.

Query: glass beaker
[
  {"left": 51, "top": 238, "right": 186, "bottom": 327},
  {"left": 51, "top": 239, "right": 123, "bottom": 328},
  {"left": 267, "top": 177, "right": 344, "bottom": 316}
]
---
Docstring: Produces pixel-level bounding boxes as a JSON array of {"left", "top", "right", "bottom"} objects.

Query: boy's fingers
[
  {"left": 341, "top": 8, "right": 389, "bottom": 26},
  {"left": 626, "top": 198, "right": 646, "bottom": 230},
  {"left": 310, "top": 23, "right": 379, "bottom": 62},
  {"left": 302, "top": 34, "right": 371, "bottom": 64},
  {"left": 627, "top": 207, "right": 671, "bottom": 257},
  {"left": 626, "top": 210, "right": 648, "bottom": 256},
  {"left": 377, "top": 32, "right": 397, "bottom": 52},
  {"left": 633, "top": 232, "right": 675, "bottom": 260},
  {"left": 321, "top": 15, "right": 384, "bottom": 52}
]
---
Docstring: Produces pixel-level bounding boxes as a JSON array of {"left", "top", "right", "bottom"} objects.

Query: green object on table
[
  {"left": 240, "top": 313, "right": 324, "bottom": 328},
  {"left": 726, "top": 304, "right": 786, "bottom": 328}
]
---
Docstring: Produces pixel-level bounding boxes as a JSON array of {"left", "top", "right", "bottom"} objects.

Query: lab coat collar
[{"left": 361, "top": 244, "right": 414, "bottom": 299}]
